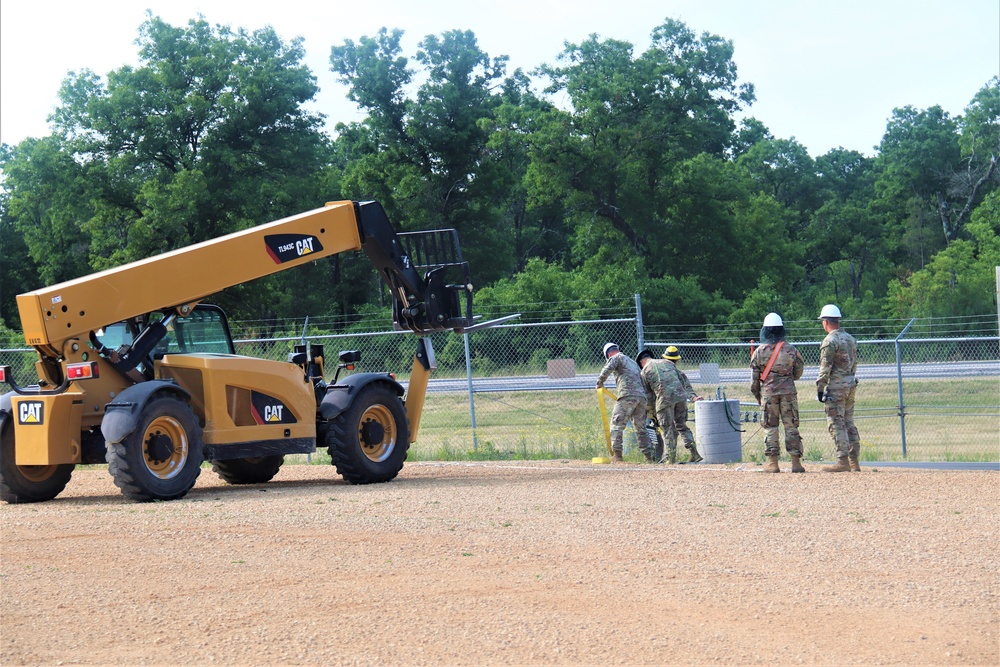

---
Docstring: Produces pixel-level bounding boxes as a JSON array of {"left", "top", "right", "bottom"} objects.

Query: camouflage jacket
[
  {"left": 817, "top": 328, "right": 858, "bottom": 395},
  {"left": 750, "top": 341, "right": 804, "bottom": 398},
  {"left": 597, "top": 353, "right": 646, "bottom": 400},
  {"left": 640, "top": 359, "right": 692, "bottom": 410}
]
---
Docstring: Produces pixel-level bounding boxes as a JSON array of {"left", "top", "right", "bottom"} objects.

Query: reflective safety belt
[{"left": 760, "top": 341, "right": 785, "bottom": 382}]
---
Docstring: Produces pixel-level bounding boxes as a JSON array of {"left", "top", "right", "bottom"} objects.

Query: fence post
[
  {"left": 464, "top": 331, "right": 478, "bottom": 452},
  {"left": 895, "top": 318, "right": 916, "bottom": 458},
  {"left": 635, "top": 293, "right": 644, "bottom": 352}
]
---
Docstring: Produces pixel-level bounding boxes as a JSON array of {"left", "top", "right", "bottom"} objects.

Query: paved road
[{"left": 424, "top": 360, "right": 1000, "bottom": 394}]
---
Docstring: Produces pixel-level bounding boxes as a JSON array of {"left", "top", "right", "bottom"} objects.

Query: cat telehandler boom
[{"left": 0, "top": 200, "right": 509, "bottom": 503}]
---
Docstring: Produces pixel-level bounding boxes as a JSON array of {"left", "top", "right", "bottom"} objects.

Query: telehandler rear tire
[
  {"left": 212, "top": 455, "right": 285, "bottom": 484},
  {"left": 0, "top": 417, "right": 75, "bottom": 503},
  {"left": 106, "top": 395, "right": 203, "bottom": 502},
  {"left": 326, "top": 383, "right": 409, "bottom": 484}
]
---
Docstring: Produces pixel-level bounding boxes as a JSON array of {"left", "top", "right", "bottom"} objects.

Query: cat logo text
[{"left": 17, "top": 401, "right": 44, "bottom": 425}]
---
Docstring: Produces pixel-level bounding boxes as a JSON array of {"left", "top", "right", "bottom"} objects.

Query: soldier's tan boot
[
  {"left": 790, "top": 455, "right": 805, "bottom": 473},
  {"left": 611, "top": 451, "right": 624, "bottom": 463},
  {"left": 763, "top": 455, "right": 780, "bottom": 473},
  {"left": 682, "top": 444, "right": 703, "bottom": 464},
  {"left": 849, "top": 456, "right": 861, "bottom": 472},
  {"left": 822, "top": 456, "right": 851, "bottom": 472}
]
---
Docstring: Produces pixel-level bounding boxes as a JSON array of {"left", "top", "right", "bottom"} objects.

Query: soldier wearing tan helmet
[
  {"left": 816, "top": 304, "right": 861, "bottom": 472},
  {"left": 597, "top": 343, "right": 655, "bottom": 462},
  {"left": 750, "top": 313, "right": 805, "bottom": 473},
  {"left": 636, "top": 346, "right": 702, "bottom": 464}
]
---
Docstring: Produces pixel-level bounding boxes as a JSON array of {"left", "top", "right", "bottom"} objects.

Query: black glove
[{"left": 817, "top": 389, "right": 825, "bottom": 403}]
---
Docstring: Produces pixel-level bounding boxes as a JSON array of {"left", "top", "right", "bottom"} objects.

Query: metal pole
[
  {"left": 302, "top": 315, "right": 311, "bottom": 462},
  {"left": 464, "top": 332, "right": 478, "bottom": 452},
  {"left": 895, "top": 318, "right": 915, "bottom": 458},
  {"left": 634, "top": 293, "right": 644, "bottom": 353}
]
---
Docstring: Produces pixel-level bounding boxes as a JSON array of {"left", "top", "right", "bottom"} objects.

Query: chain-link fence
[{"left": 2, "top": 304, "right": 997, "bottom": 463}]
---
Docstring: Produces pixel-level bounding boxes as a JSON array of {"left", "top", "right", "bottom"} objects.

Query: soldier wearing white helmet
[
  {"left": 750, "top": 313, "right": 805, "bottom": 473},
  {"left": 816, "top": 304, "right": 861, "bottom": 472},
  {"left": 597, "top": 343, "right": 655, "bottom": 462}
]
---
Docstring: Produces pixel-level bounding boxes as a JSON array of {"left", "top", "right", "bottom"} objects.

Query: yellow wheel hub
[
  {"left": 358, "top": 404, "right": 397, "bottom": 462},
  {"left": 142, "top": 415, "right": 189, "bottom": 479},
  {"left": 17, "top": 464, "right": 60, "bottom": 482}
]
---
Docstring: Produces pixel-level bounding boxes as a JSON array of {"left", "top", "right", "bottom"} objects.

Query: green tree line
[{"left": 1, "top": 13, "right": 997, "bottom": 339}]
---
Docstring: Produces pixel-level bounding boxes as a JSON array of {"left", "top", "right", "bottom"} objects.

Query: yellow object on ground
[
  {"left": 596, "top": 387, "right": 618, "bottom": 457},
  {"left": 592, "top": 457, "right": 611, "bottom": 464}
]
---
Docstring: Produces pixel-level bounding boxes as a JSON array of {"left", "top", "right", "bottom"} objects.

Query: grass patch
[{"left": 289, "top": 377, "right": 999, "bottom": 464}]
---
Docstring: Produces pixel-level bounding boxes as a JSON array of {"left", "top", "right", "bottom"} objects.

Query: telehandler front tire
[
  {"left": 106, "top": 395, "right": 203, "bottom": 502},
  {"left": 212, "top": 455, "right": 285, "bottom": 485},
  {"left": 326, "top": 383, "right": 409, "bottom": 484},
  {"left": 0, "top": 416, "right": 74, "bottom": 503}
]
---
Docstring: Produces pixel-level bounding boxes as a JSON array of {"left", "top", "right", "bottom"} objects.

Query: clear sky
[{"left": 1, "top": 0, "right": 997, "bottom": 157}]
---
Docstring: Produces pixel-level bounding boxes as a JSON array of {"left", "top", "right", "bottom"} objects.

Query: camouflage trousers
[
  {"left": 654, "top": 400, "right": 695, "bottom": 456},
  {"left": 824, "top": 386, "right": 860, "bottom": 458},
  {"left": 610, "top": 396, "right": 654, "bottom": 456},
  {"left": 761, "top": 393, "right": 802, "bottom": 457}
]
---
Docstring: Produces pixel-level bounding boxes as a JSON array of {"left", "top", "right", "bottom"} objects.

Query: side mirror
[
  {"left": 331, "top": 350, "right": 361, "bottom": 384},
  {"left": 338, "top": 350, "right": 361, "bottom": 364}
]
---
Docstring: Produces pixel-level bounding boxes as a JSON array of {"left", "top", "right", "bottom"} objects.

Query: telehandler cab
[{"left": 0, "top": 200, "right": 510, "bottom": 503}]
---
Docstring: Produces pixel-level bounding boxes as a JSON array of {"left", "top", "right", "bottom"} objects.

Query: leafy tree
[
  {"left": 730, "top": 117, "right": 773, "bottom": 159},
  {"left": 0, "top": 164, "right": 40, "bottom": 328},
  {"left": 330, "top": 28, "right": 517, "bottom": 284},
  {"left": 480, "top": 75, "right": 566, "bottom": 271},
  {"left": 1, "top": 137, "right": 93, "bottom": 285},
  {"left": 738, "top": 137, "right": 821, "bottom": 227},
  {"left": 530, "top": 19, "right": 755, "bottom": 261},
  {"left": 815, "top": 148, "right": 874, "bottom": 204},
  {"left": 885, "top": 189, "right": 1000, "bottom": 317},
  {"left": 938, "top": 78, "right": 1000, "bottom": 242},
  {"left": 874, "top": 105, "right": 959, "bottom": 262},
  {"left": 3, "top": 14, "right": 332, "bottom": 321}
]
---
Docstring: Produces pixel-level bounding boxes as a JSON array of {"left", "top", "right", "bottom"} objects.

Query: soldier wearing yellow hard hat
[{"left": 644, "top": 346, "right": 702, "bottom": 463}]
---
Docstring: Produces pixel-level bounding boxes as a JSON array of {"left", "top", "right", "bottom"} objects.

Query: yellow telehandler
[{"left": 0, "top": 200, "right": 509, "bottom": 503}]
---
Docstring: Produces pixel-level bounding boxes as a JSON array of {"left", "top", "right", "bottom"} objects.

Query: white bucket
[{"left": 695, "top": 399, "right": 742, "bottom": 463}]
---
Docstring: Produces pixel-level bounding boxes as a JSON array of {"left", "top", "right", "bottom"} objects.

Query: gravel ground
[{"left": 1, "top": 460, "right": 997, "bottom": 666}]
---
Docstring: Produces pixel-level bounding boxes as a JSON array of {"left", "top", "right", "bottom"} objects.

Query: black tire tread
[
  {"left": 212, "top": 455, "right": 284, "bottom": 485},
  {"left": 326, "top": 383, "right": 409, "bottom": 485},
  {"left": 0, "top": 415, "right": 75, "bottom": 504},
  {"left": 105, "top": 396, "right": 203, "bottom": 502}
]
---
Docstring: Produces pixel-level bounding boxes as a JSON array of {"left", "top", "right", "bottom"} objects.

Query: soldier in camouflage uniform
[
  {"left": 750, "top": 313, "right": 805, "bottom": 473},
  {"left": 597, "top": 343, "right": 655, "bottom": 462},
  {"left": 816, "top": 304, "right": 861, "bottom": 473},
  {"left": 636, "top": 348, "right": 703, "bottom": 464}
]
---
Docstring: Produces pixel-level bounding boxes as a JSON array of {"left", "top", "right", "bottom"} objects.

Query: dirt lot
[{"left": 1, "top": 461, "right": 997, "bottom": 666}]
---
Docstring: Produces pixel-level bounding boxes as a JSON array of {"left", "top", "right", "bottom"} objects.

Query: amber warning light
[{"left": 66, "top": 361, "right": 99, "bottom": 381}]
